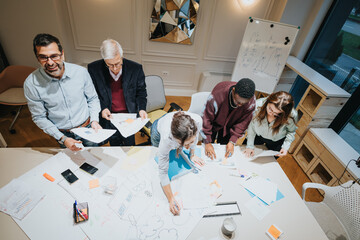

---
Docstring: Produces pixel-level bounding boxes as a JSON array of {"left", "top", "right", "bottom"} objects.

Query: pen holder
[
  {"left": 74, "top": 202, "right": 89, "bottom": 223},
  {"left": 221, "top": 217, "right": 237, "bottom": 237}
]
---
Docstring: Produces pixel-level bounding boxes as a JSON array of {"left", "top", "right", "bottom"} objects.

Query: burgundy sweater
[
  {"left": 202, "top": 81, "right": 256, "bottom": 144},
  {"left": 110, "top": 75, "right": 127, "bottom": 113}
]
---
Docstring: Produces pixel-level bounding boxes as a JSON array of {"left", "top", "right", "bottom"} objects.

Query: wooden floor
[{"left": 0, "top": 96, "right": 322, "bottom": 202}]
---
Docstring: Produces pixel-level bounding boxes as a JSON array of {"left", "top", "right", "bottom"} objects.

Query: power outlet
[{"left": 162, "top": 71, "right": 169, "bottom": 76}]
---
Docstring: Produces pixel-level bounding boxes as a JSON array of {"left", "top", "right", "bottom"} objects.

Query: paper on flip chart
[
  {"left": 110, "top": 114, "right": 149, "bottom": 138},
  {"left": 0, "top": 178, "right": 45, "bottom": 220},
  {"left": 71, "top": 127, "right": 116, "bottom": 143},
  {"left": 241, "top": 176, "right": 278, "bottom": 205}
]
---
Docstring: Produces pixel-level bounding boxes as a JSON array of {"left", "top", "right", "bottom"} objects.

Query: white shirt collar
[{"left": 109, "top": 68, "right": 122, "bottom": 81}]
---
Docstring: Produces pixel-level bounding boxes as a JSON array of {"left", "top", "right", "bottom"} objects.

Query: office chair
[
  {"left": 187, "top": 91, "right": 210, "bottom": 116},
  {"left": 302, "top": 181, "right": 360, "bottom": 240},
  {"left": 138, "top": 75, "right": 182, "bottom": 145},
  {"left": 0, "top": 65, "right": 36, "bottom": 133}
]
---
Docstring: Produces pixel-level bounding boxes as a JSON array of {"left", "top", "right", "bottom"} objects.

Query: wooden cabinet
[
  {"left": 293, "top": 128, "right": 359, "bottom": 186},
  {"left": 286, "top": 56, "right": 350, "bottom": 153}
]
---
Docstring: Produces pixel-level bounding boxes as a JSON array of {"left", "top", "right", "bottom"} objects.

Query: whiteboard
[{"left": 231, "top": 18, "right": 299, "bottom": 94}]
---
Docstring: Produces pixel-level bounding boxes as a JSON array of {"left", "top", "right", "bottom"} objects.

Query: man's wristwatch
[
  {"left": 229, "top": 140, "right": 236, "bottom": 146},
  {"left": 58, "top": 135, "right": 68, "bottom": 145}
]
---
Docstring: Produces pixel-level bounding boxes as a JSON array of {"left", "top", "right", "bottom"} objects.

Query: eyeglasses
[
  {"left": 105, "top": 62, "right": 123, "bottom": 69},
  {"left": 37, "top": 53, "right": 62, "bottom": 62}
]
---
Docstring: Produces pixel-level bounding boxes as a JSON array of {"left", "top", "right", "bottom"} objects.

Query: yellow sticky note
[
  {"left": 125, "top": 118, "right": 135, "bottom": 124},
  {"left": 89, "top": 179, "right": 99, "bottom": 189},
  {"left": 268, "top": 225, "right": 281, "bottom": 239}
]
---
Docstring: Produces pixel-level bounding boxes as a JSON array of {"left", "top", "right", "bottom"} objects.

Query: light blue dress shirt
[
  {"left": 24, "top": 62, "right": 101, "bottom": 140},
  {"left": 246, "top": 98, "right": 298, "bottom": 150}
]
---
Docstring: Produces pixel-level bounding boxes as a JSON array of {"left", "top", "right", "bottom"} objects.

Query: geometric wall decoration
[{"left": 149, "top": 0, "right": 200, "bottom": 45}]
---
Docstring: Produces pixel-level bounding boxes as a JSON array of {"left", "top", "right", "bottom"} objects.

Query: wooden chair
[{"left": 0, "top": 65, "right": 36, "bottom": 133}]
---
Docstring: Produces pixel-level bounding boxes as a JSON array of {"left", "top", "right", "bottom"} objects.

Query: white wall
[{"left": 0, "top": 0, "right": 332, "bottom": 95}]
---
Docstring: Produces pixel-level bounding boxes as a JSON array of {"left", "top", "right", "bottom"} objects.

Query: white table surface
[{"left": 0, "top": 147, "right": 328, "bottom": 240}]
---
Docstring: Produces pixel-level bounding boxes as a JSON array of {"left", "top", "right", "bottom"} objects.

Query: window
[{"left": 291, "top": 0, "right": 360, "bottom": 153}]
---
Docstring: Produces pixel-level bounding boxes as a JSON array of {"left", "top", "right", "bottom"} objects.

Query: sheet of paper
[
  {"left": 110, "top": 115, "right": 149, "bottom": 138},
  {"left": 245, "top": 196, "right": 271, "bottom": 220},
  {"left": 172, "top": 172, "right": 221, "bottom": 209},
  {"left": 71, "top": 127, "right": 116, "bottom": 143},
  {"left": 241, "top": 176, "right": 278, "bottom": 205},
  {"left": 0, "top": 178, "right": 45, "bottom": 220},
  {"left": 111, "top": 113, "right": 137, "bottom": 122},
  {"left": 251, "top": 150, "right": 280, "bottom": 160}
]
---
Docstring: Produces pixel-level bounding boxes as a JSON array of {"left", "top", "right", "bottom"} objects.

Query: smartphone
[
  {"left": 61, "top": 169, "right": 78, "bottom": 184},
  {"left": 80, "top": 162, "right": 98, "bottom": 175}
]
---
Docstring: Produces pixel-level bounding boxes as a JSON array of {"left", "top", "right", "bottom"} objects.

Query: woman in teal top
[{"left": 244, "top": 91, "right": 297, "bottom": 158}]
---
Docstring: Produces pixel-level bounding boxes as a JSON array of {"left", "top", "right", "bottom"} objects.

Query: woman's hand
[
  {"left": 243, "top": 148, "right": 254, "bottom": 158},
  {"left": 169, "top": 198, "right": 181, "bottom": 215},
  {"left": 191, "top": 155, "right": 205, "bottom": 167},
  {"left": 276, "top": 148, "right": 287, "bottom": 157}
]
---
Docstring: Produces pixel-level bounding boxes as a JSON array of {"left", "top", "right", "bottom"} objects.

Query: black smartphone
[
  {"left": 61, "top": 169, "right": 78, "bottom": 184},
  {"left": 80, "top": 162, "right": 98, "bottom": 175}
]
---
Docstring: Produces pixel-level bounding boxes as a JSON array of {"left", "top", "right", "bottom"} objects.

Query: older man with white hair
[{"left": 88, "top": 39, "right": 147, "bottom": 146}]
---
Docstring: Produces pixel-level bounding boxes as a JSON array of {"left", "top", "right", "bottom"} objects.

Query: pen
[
  {"left": 174, "top": 201, "right": 180, "bottom": 212},
  {"left": 77, "top": 207, "right": 88, "bottom": 220},
  {"left": 74, "top": 200, "right": 79, "bottom": 222}
]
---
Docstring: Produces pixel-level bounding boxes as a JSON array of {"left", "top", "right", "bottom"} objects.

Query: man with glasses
[
  {"left": 88, "top": 39, "right": 147, "bottom": 146},
  {"left": 202, "top": 78, "right": 256, "bottom": 160},
  {"left": 24, "top": 33, "right": 102, "bottom": 151}
]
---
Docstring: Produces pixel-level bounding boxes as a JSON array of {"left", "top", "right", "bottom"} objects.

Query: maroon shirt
[
  {"left": 110, "top": 75, "right": 127, "bottom": 113},
  {"left": 202, "top": 81, "right": 256, "bottom": 144}
]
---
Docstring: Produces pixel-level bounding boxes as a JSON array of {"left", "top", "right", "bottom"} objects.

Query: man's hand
[
  {"left": 225, "top": 142, "right": 235, "bottom": 158},
  {"left": 91, "top": 121, "right": 102, "bottom": 133},
  {"left": 243, "top": 148, "right": 255, "bottom": 158},
  {"left": 64, "top": 137, "right": 83, "bottom": 152},
  {"left": 139, "top": 110, "right": 148, "bottom": 120},
  {"left": 101, "top": 108, "right": 112, "bottom": 120},
  {"left": 276, "top": 148, "right": 288, "bottom": 157},
  {"left": 205, "top": 143, "right": 216, "bottom": 160}
]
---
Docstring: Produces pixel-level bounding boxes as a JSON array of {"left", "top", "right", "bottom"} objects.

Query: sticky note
[
  {"left": 267, "top": 225, "right": 282, "bottom": 240},
  {"left": 43, "top": 173, "right": 55, "bottom": 182},
  {"left": 125, "top": 118, "right": 135, "bottom": 124},
  {"left": 89, "top": 179, "right": 99, "bottom": 189}
]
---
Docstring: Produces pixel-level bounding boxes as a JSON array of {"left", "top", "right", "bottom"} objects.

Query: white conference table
[{"left": 0, "top": 146, "right": 327, "bottom": 240}]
